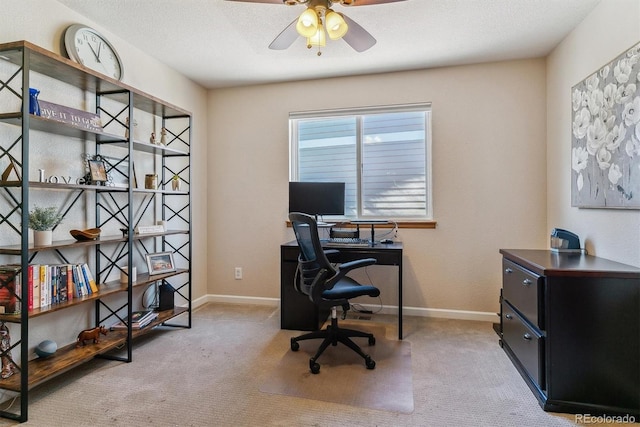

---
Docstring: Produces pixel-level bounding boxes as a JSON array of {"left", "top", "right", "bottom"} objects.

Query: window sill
[{"left": 286, "top": 220, "right": 436, "bottom": 229}]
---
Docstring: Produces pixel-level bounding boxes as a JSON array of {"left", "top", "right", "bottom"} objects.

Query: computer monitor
[{"left": 288, "top": 182, "right": 345, "bottom": 217}]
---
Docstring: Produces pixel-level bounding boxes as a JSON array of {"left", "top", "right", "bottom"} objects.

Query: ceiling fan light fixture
[
  {"left": 296, "top": 8, "right": 319, "bottom": 38},
  {"left": 306, "top": 22, "right": 326, "bottom": 48},
  {"left": 325, "top": 10, "right": 348, "bottom": 40}
]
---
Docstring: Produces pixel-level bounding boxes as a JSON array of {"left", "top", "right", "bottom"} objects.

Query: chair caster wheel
[
  {"left": 368, "top": 336, "right": 376, "bottom": 346},
  {"left": 365, "top": 356, "right": 376, "bottom": 370},
  {"left": 291, "top": 338, "right": 299, "bottom": 352},
  {"left": 310, "top": 360, "right": 320, "bottom": 374}
]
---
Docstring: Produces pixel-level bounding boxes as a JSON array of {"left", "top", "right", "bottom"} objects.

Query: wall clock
[{"left": 63, "top": 24, "right": 124, "bottom": 81}]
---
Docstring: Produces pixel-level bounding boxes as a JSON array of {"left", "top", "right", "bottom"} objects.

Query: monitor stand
[{"left": 351, "top": 220, "right": 390, "bottom": 245}]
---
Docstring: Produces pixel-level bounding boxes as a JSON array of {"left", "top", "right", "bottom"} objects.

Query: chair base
[{"left": 290, "top": 310, "right": 376, "bottom": 374}]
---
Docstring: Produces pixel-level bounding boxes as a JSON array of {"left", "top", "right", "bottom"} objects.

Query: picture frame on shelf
[
  {"left": 88, "top": 159, "right": 107, "bottom": 182},
  {"left": 146, "top": 252, "right": 176, "bottom": 275},
  {"left": 132, "top": 162, "right": 138, "bottom": 189}
]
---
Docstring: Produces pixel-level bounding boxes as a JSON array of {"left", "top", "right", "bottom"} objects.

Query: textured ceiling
[{"left": 56, "top": 0, "right": 601, "bottom": 89}]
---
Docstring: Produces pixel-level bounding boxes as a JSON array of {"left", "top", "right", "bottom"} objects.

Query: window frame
[{"left": 289, "top": 103, "right": 433, "bottom": 221}]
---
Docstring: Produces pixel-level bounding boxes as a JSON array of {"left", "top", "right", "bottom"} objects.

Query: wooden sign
[
  {"left": 135, "top": 225, "right": 165, "bottom": 235},
  {"left": 38, "top": 100, "right": 102, "bottom": 132}
]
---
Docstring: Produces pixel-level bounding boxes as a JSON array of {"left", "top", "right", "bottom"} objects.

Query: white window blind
[{"left": 290, "top": 103, "right": 432, "bottom": 219}]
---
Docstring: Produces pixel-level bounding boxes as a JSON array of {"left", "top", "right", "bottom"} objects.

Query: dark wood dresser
[{"left": 498, "top": 249, "right": 640, "bottom": 417}]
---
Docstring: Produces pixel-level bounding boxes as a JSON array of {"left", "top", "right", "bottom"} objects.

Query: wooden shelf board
[
  {"left": 0, "top": 41, "right": 191, "bottom": 118},
  {"left": 0, "top": 270, "right": 188, "bottom": 323},
  {"left": 0, "top": 181, "right": 128, "bottom": 191},
  {"left": 0, "top": 230, "right": 188, "bottom": 254},
  {"left": 0, "top": 332, "right": 126, "bottom": 391},
  {"left": 96, "top": 138, "right": 189, "bottom": 156},
  {"left": 0, "top": 307, "right": 188, "bottom": 391},
  {"left": 0, "top": 113, "right": 124, "bottom": 141},
  {"left": 0, "top": 235, "right": 127, "bottom": 255}
]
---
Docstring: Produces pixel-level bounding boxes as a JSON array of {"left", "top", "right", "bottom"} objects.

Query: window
[{"left": 289, "top": 103, "right": 432, "bottom": 220}]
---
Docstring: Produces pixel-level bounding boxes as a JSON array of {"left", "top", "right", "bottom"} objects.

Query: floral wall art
[{"left": 571, "top": 42, "right": 640, "bottom": 209}]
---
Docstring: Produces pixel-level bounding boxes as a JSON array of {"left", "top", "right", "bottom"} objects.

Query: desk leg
[{"left": 398, "top": 259, "right": 403, "bottom": 340}]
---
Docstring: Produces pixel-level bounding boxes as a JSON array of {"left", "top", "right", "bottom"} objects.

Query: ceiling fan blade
[
  {"left": 339, "top": 0, "right": 406, "bottom": 5},
  {"left": 269, "top": 19, "right": 300, "bottom": 50},
  {"left": 341, "top": 14, "right": 376, "bottom": 52},
  {"left": 225, "top": 0, "right": 291, "bottom": 4}
]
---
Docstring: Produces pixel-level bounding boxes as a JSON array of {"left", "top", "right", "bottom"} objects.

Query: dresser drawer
[
  {"left": 502, "top": 301, "right": 545, "bottom": 389},
  {"left": 502, "top": 258, "right": 543, "bottom": 328}
]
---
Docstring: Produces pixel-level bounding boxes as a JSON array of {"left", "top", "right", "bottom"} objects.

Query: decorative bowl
[
  {"left": 70, "top": 228, "right": 101, "bottom": 241},
  {"left": 35, "top": 340, "right": 57, "bottom": 358}
]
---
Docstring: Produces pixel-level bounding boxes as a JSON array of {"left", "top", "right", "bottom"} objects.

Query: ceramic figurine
[
  {"left": 160, "top": 127, "right": 167, "bottom": 145},
  {"left": 0, "top": 322, "right": 16, "bottom": 379},
  {"left": 76, "top": 325, "right": 108, "bottom": 347},
  {"left": 150, "top": 132, "right": 156, "bottom": 144}
]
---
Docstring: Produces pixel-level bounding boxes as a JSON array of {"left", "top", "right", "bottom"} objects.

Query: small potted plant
[{"left": 28, "top": 206, "right": 63, "bottom": 246}]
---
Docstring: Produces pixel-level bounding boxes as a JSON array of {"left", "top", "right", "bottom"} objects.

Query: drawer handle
[
  {"left": 504, "top": 314, "right": 513, "bottom": 320},
  {"left": 522, "top": 278, "right": 532, "bottom": 286},
  {"left": 523, "top": 333, "right": 532, "bottom": 341},
  {"left": 505, "top": 268, "right": 513, "bottom": 274}
]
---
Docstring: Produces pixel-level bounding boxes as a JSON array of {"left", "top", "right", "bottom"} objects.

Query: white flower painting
[{"left": 571, "top": 42, "right": 640, "bottom": 208}]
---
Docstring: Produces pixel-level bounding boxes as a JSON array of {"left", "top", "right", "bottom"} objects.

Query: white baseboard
[{"left": 203, "top": 294, "right": 497, "bottom": 323}]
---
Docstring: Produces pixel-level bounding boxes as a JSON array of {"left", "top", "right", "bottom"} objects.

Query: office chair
[{"left": 288, "top": 212, "right": 381, "bottom": 374}]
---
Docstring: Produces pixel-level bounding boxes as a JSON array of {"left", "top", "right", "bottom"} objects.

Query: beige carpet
[
  {"left": 0, "top": 303, "right": 601, "bottom": 426},
  {"left": 260, "top": 323, "right": 413, "bottom": 414}
]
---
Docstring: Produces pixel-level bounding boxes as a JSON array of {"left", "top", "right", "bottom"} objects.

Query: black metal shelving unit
[{"left": 0, "top": 41, "right": 192, "bottom": 422}]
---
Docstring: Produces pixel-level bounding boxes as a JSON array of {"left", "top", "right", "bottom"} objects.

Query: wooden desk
[{"left": 281, "top": 240, "right": 404, "bottom": 339}]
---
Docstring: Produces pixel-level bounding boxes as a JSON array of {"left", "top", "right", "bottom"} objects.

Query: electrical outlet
[{"left": 234, "top": 267, "right": 242, "bottom": 280}]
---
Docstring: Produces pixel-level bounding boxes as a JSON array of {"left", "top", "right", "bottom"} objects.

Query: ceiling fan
[{"left": 227, "top": 0, "right": 407, "bottom": 55}]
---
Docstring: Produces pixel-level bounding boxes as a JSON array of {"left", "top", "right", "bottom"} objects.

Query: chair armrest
[
  {"left": 325, "top": 258, "right": 377, "bottom": 290},
  {"left": 339, "top": 258, "right": 377, "bottom": 273}
]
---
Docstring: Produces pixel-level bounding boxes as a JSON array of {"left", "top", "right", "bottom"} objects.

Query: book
[
  {"left": 27, "top": 264, "right": 33, "bottom": 311},
  {"left": 110, "top": 310, "right": 158, "bottom": 330},
  {"left": 39, "top": 265, "right": 48, "bottom": 307},
  {"left": 0, "top": 265, "right": 20, "bottom": 314},
  {"left": 74, "top": 265, "right": 88, "bottom": 296},
  {"left": 81, "top": 264, "right": 98, "bottom": 293},
  {"left": 50, "top": 265, "right": 57, "bottom": 304},
  {"left": 32, "top": 264, "right": 40, "bottom": 309},
  {"left": 58, "top": 265, "right": 68, "bottom": 303},
  {"left": 66, "top": 264, "right": 73, "bottom": 301}
]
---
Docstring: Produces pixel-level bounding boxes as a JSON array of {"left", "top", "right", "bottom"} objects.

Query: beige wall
[
  {"left": 208, "top": 59, "right": 548, "bottom": 315},
  {"left": 0, "top": 0, "right": 208, "bottom": 348},
  {"left": 8, "top": 0, "right": 637, "bottom": 327},
  {"left": 547, "top": 0, "right": 640, "bottom": 267}
]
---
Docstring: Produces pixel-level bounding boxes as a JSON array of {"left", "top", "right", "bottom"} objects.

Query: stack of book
[{"left": 110, "top": 310, "right": 158, "bottom": 330}]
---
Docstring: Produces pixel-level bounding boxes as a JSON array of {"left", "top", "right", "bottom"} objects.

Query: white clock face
[{"left": 64, "top": 25, "right": 123, "bottom": 80}]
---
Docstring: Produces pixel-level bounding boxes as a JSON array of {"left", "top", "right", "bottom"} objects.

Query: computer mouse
[{"left": 380, "top": 239, "right": 393, "bottom": 244}]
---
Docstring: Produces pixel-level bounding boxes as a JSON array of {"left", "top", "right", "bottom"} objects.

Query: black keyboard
[{"left": 324, "top": 238, "right": 370, "bottom": 247}]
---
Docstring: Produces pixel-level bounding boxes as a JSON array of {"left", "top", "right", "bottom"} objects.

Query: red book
[{"left": 27, "top": 265, "right": 33, "bottom": 311}]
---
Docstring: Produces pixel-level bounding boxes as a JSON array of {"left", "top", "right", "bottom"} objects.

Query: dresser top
[{"left": 500, "top": 249, "right": 640, "bottom": 278}]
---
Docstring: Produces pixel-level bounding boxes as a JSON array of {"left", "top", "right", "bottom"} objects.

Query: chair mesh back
[{"left": 289, "top": 213, "right": 334, "bottom": 298}]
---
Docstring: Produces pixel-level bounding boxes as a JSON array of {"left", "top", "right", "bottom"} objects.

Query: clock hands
[
  {"left": 85, "top": 41, "right": 112, "bottom": 76},
  {"left": 88, "top": 41, "right": 105, "bottom": 64},
  {"left": 87, "top": 42, "right": 100, "bottom": 62}
]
